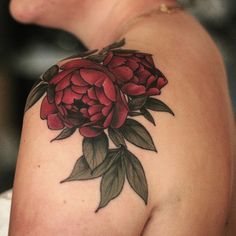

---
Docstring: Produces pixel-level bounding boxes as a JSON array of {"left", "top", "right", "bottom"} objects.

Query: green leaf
[
  {"left": 51, "top": 127, "right": 76, "bottom": 142},
  {"left": 111, "top": 49, "right": 138, "bottom": 54},
  {"left": 128, "top": 96, "right": 147, "bottom": 110},
  {"left": 42, "top": 65, "right": 59, "bottom": 82},
  {"left": 60, "top": 49, "right": 98, "bottom": 61},
  {"left": 124, "top": 150, "right": 148, "bottom": 204},
  {"left": 108, "top": 128, "right": 126, "bottom": 147},
  {"left": 140, "top": 108, "right": 156, "bottom": 126},
  {"left": 119, "top": 119, "right": 157, "bottom": 152},
  {"left": 87, "top": 54, "right": 107, "bottom": 63},
  {"left": 61, "top": 149, "right": 121, "bottom": 182},
  {"left": 24, "top": 81, "right": 48, "bottom": 112},
  {"left": 93, "top": 148, "right": 123, "bottom": 174},
  {"left": 128, "top": 111, "right": 143, "bottom": 117},
  {"left": 100, "top": 38, "right": 125, "bottom": 54},
  {"left": 83, "top": 133, "right": 109, "bottom": 170},
  {"left": 61, "top": 156, "right": 95, "bottom": 182},
  {"left": 30, "top": 78, "right": 43, "bottom": 90},
  {"left": 145, "top": 98, "right": 174, "bottom": 116},
  {"left": 96, "top": 157, "right": 125, "bottom": 212}
]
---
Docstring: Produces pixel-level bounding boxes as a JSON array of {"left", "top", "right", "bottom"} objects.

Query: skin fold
[{"left": 9, "top": 0, "right": 236, "bottom": 235}]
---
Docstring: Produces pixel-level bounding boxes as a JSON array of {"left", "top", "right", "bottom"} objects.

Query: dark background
[{"left": 0, "top": 0, "right": 235, "bottom": 193}]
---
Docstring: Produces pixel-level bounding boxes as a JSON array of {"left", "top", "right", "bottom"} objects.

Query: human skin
[{"left": 9, "top": 0, "right": 236, "bottom": 235}]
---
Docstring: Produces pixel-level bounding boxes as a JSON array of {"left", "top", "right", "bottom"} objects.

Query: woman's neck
[{"left": 67, "top": 0, "right": 178, "bottom": 49}]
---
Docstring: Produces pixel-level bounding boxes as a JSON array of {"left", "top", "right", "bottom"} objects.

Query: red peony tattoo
[
  {"left": 40, "top": 59, "right": 129, "bottom": 138},
  {"left": 103, "top": 50, "right": 168, "bottom": 96},
  {"left": 25, "top": 39, "right": 174, "bottom": 212}
]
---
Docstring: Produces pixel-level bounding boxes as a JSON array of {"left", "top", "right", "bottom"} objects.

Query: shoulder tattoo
[{"left": 25, "top": 38, "right": 174, "bottom": 212}]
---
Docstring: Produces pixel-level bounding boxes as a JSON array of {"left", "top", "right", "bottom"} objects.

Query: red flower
[
  {"left": 40, "top": 59, "right": 129, "bottom": 137},
  {"left": 103, "top": 51, "right": 168, "bottom": 96}
]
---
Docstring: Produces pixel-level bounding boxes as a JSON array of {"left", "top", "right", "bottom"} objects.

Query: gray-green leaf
[
  {"left": 61, "top": 150, "right": 120, "bottom": 182},
  {"left": 145, "top": 98, "right": 174, "bottom": 116},
  {"left": 124, "top": 149, "right": 148, "bottom": 204},
  {"left": 42, "top": 65, "right": 59, "bottom": 82},
  {"left": 128, "top": 96, "right": 147, "bottom": 111},
  {"left": 96, "top": 158, "right": 125, "bottom": 212},
  {"left": 60, "top": 49, "right": 98, "bottom": 61},
  {"left": 119, "top": 119, "right": 157, "bottom": 152},
  {"left": 108, "top": 128, "right": 126, "bottom": 147},
  {"left": 100, "top": 38, "right": 125, "bottom": 54},
  {"left": 141, "top": 108, "right": 156, "bottom": 126},
  {"left": 83, "top": 133, "right": 109, "bottom": 170},
  {"left": 51, "top": 127, "right": 76, "bottom": 142},
  {"left": 111, "top": 49, "right": 138, "bottom": 54},
  {"left": 24, "top": 81, "right": 48, "bottom": 112}
]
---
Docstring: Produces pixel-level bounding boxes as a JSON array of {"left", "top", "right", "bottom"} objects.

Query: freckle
[
  {"left": 225, "top": 219, "right": 229, "bottom": 226},
  {"left": 81, "top": 199, "right": 85, "bottom": 202},
  {"left": 63, "top": 200, "right": 67, "bottom": 204},
  {"left": 37, "top": 165, "right": 41, "bottom": 168}
]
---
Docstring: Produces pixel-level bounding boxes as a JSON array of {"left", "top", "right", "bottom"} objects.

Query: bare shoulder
[{"left": 124, "top": 10, "right": 235, "bottom": 236}]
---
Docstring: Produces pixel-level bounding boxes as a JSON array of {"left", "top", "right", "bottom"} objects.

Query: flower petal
[
  {"left": 82, "top": 94, "right": 90, "bottom": 104},
  {"left": 146, "top": 88, "right": 160, "bottom": 96},
  {"left": 79, "top": 126, "right": 103, "bottom": 137},
  {"left": 102, "top": 103, "right": 113, "bottom": 116},
  {"left": 95, "top": 87, "right": 111, "bottom": 105},
  {"left": 136, "top": 65, "right": 151, "bottom": 83},
  {"left": 62, "top": 88, "right": 82, "bottom": 104},
  {"left": 71, "top": 71, "right": 87, "bottom": 86},
  {"left": 110, "top": 66, "right": 133, "bottom": 82},
  {"left": 80, "top": 69, "right": 109, "bottom": 86},
  {"left": 87, "top": 87, "right": 97, "bottom": 100},
  {"left": 57, "top": 105, "right": 68, "bottom": 116},
  {"left": 50, "top": 69, "right": 74, "bottom": 85},
  {"left": 131, "top": 76, "right": 139, "bottom": 84},
  {"left": 90, "top": 113, "right": 103, "bottom": 122},
  {"left": 127, "top": 58, "right": 139, "bottom": 70},
  {"left": 146, "top": 75, "right": 156, "bottom": 88},
  {"left": 103, "top": 109, "right": 114, "bottom": 128},
  {"left": 87, "top": 100, "right": 96, "bottom": 105},
  {"left": 55, "top": 74, "right": 71, "bottom": 91},
  {"left": 55, "top": 90, "right": 63, "bottom": 105},
  {"left": 102, "top": 79, "right": 116, "bottom": 101},
  {"left": 103, "top": 51, "right": 113, "bottom": 65},
  {"left": 71, "top": 105, "right": 79, "bottom": 112},
  {"left": 47, "top": 113, "right": 64, "bottom": 130},
  {"left": 88, "top": 104, "right": 103, "bottom": 116},
  {"left": 121, "top": 83, "right": 146, "bottom": 96},
  {"left": 157, "top": 77, "right": 168, "bottom": 89},
  {"left": 71, "top": 85, "right": 89, "bottom": 94},
  {"left": 65, "top": 104, "right": 72, "bottom": 110},
  {"left": 132, "top": 56, "right": 141, "bottom": 63},
  {"left": 108, "top": 56, "right": 126, "bottom": 69},
  {"left": 40, "top": 96, "right": 57, "bottom": 119},
  {"left": 111, "top": 90, "right": 129, "bottom": 128},
  {"left": 80, "top": 108, "right": 89, "bottom": 118}
]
